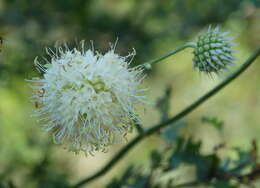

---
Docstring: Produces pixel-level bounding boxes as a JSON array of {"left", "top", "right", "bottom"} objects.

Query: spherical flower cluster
[
  {"left": 29, "top": 44, "right": 146, "bottom": 155},
  {"left": 192, "top": 26, "right": 236, "bottom": 74}
]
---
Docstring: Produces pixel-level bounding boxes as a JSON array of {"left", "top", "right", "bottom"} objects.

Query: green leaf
[
  {"left": 150, "top": 150, "right": 162, "bottom": 169},
  {"left": 212, "top": 180, "right": 237, "bottom": 188},
  {"left": 156, "top": 87, "right": 172, "bottom": 122},
  {"left": 106, "top": 166, "right": 149, "bottom": 188},
  {"left": 169, "top": 138, "right": 219, "bottom": 181},
  {"left": 106, "top": 166, "right": 135, "bottom": 188},
  {"left": 201, "top": 116, "right": 224, "bottom": 131},
  {"left": 169, "top": 138, "right": 201, "bottom": 169},
  {"left": 219, "top": 158, "right": 231, "bottom": 171},
  {"left": 229, "top": 147, "right": 255, "bottom": 173},
  {"left": 160, "top": 120, "right": 188, "bottom": 142}
]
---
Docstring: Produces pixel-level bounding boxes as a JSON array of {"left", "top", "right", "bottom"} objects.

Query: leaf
[
  {"left": 106, "top": 166, "right": 135, "bottom": 188},
  {"left": 212, "top": 180, "right": 237, "bottom": 188},
  {"left": 160, "top": 120, "right": 188, "bottom": 142},
  {"left": 150, "top": 150, "right": 162, "bottom": 169},
  {"left": 106, "top": 166, "right": 149, "bottom": 188},
  {"left": 169, "top": 138, "right": 219, "bottom": 181},
  {"left": 219, "top": 158, "right": 231, "bottom": 171},
  {"left": 131, "top": 174, "right": 149, "bottom": 188},
  {"left": 201, "top": 116, "right": 224, "bottom": 131},
  {"left": 169, "top": 138, "right": 201, "bottom": 169},
  {"left": 156, "top": 87, "right": 188, "bottom": 142},
  {"left": 156, "top": 87, "right": 172, "bottom": 122},
  {"left": 229, "top": 147, "right": 256, "bottom": 173}
]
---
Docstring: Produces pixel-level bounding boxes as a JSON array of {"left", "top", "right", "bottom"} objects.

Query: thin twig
[
  {"left": 140, "top": 42, "right": 195, "bottom": 68},
  {"left": 72, "top": 47, "right": 260, "bottom": 188}
]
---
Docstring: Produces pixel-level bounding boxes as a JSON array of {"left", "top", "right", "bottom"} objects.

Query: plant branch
[
  {"left": 73, "top": 46, "right": 260, "bottom": 188},
  {"left": 134, "top": 123, "right": 145, "bottom": 135},
  {"left": 141, "top": 42, "right": 195, "bottom": 69}
]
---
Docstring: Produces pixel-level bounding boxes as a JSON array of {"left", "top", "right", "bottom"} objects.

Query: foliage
[
  {"left": 106, "top": 83, "right": 260, "bottom": 188},
  {"left": 0, "top": 144, "right": 71, "bottom": 188},
  {"left": 107, "top": 123, "right": 260, "bottom": 188}
]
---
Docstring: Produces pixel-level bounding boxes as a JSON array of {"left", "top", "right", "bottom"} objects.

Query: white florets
[{"left": 29, "top": 43, "right": 146, "bottom": 155}]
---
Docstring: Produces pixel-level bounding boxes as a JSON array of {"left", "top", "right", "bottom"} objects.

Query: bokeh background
[{"left": 0, "top": 0, "right": 259, "bottom": 187}]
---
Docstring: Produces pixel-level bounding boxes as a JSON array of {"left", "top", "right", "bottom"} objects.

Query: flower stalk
[{"left": 141, "top": 42, "right": 196, "bottom": 69}]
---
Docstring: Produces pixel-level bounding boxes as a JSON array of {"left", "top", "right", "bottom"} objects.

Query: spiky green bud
[{"left": 192, "top": 26, "right": 236, "bottom": 74}]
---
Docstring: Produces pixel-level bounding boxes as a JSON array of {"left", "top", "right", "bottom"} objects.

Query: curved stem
[
  {"left": 73, "top": 47, "right": 260, "bottom": 188},
  {"left": 134, "top": 123, "right": 145, "bottom": 135},
  {"left": 141, "top": 42, "right": 196, "bottom": 69}
]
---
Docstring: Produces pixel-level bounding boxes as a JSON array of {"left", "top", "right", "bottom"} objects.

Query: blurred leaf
[
  {"left": 229, "top": 145, "right": 256, "bottom": 174},
  {"left": 201, "top": 116, "right": 224, "bottom": 131},
  {"left": 219, "top": 158, "right": 231, "bottom": 171},
  {"left": 107, "top": 166, "right": 135, "bottom": 188},
  {"left": 107, "top": 166, "right": 149, "bottom": 188},
  {"left": 0, "top": 181, "right": 16, "bottom": 188},
  {"left": 156, "top": 87, "right": 172, "bottom": 122},
  {"left": 30, "top": 149, "right": 71, "bottom": 188},
  {"left": 156, "top": 87, "right": 188, "bottom": 142},
  {"left": 233, "top": 147, "right": 252, "bottom": 164},
  {"left": 211, "top": 180, "right": 236, "bottom": 188},
  {"left": 160, "top": 120, "right": 188, "bottom": 142},
  {"left": 150, "top": 150, "right": 162, "bottom": 169},
  {"left": 169, "top": 138, "right": 219, "bottom": 181}
]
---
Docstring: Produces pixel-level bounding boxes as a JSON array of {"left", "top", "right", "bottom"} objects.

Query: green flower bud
[{"left": 192, "top": 26, "right": 236, "bottom": 74}]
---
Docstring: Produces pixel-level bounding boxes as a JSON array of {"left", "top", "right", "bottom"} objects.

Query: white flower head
[{"left": 29, "top": 42, "right": 146, "bottom": 155}]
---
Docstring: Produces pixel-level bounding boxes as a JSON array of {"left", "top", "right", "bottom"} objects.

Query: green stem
[
  {"left": 134, "top": 123, "right": 145, "bottom": 135},
  {"left": 72, "top": 47, "right": 260, "bottom": 188},
  {"left": 141, "top": 42, "right": 196, "bottom": 69}
]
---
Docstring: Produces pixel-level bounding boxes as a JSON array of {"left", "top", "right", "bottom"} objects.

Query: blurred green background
[{"left": 0, "top": 0, "right": 259, "bottom": 187}]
